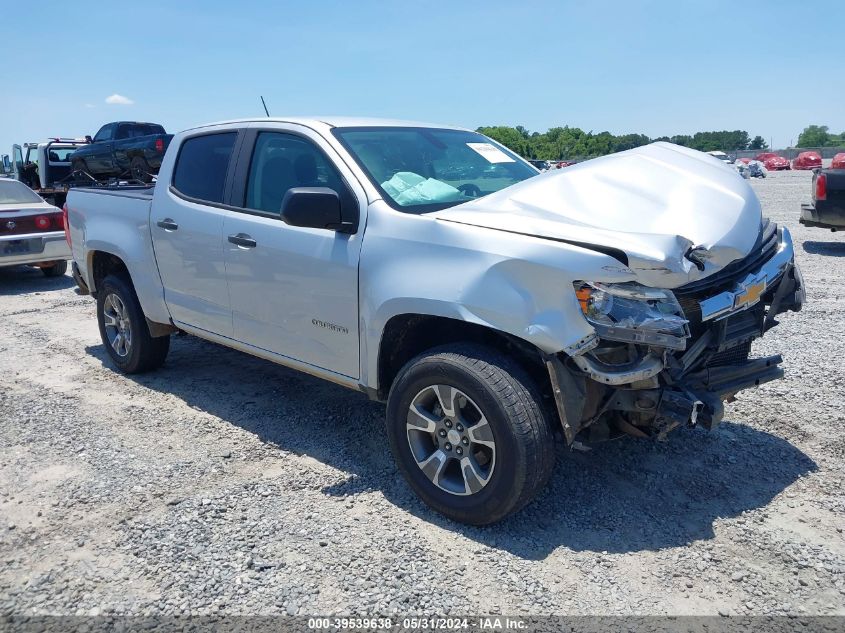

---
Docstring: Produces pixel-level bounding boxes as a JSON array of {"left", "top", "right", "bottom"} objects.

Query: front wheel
[
  {"left": 96, "top": 274, "right": 170, "bottom": 373},
  {"left": 386, "top": 344, "right": 555, "bottom": 525}
]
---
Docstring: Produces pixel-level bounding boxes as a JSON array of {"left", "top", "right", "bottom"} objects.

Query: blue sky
[{"left": 1, "top": 1, "right": 843, "bottom": 154}]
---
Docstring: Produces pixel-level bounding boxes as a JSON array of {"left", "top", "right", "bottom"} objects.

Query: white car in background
[
  {"left": 706, "top": 150, "right": 733, "bottom": 164},
  {"left": 0, "top": 179, "right": 69, "bottom": 277}
]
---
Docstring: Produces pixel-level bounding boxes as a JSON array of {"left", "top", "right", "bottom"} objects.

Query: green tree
[
  {"left": 475, "top": 125, "right": 763, "bottom": 160},
  {"left": 475, "top": 126, "right": 530, "bottom": 156},
  {"left": 797, "top": 125, "right": 830, "bottom": 148},
  {"left": 689, "top": 131, "right": 749, "bottom": 152},
  {"left": 613, "top": 133, "right": 651, "bottom": 152},
  {"left": 749, "top": 136, "right": 768, "bottom": 150}
]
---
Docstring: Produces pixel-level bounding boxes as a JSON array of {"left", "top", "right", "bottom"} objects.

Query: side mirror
[
  {"left": 280, "top": 187, "right": 354, "bottom": 233},
  {"left": 85, "top": 135, "right": 93, "bottom": 143}
]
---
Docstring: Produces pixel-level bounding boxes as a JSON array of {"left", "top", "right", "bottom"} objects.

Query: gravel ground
[{"left": 1, "top": 169, "right": 844, "bottom": 617}]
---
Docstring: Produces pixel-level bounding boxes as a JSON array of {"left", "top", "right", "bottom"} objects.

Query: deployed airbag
[{"left": 382, "top": 172, "right": 464, "bottom": 206}]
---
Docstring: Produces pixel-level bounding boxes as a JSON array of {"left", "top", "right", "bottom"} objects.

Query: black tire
[
  {"left": 386, "top": 343, "right": 555, "bottom": 525},
  {"left": 41, "top": 260, "right": 68, "bottom": 277},
  {"left": 96, "top": 273, "right": 170, "bottom": 373},
  {"left": 129, "top": 156, "right": 152, "bottom": 183}
]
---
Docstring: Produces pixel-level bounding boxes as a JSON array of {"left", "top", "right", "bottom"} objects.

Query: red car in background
[
  {"left": 793, "top": 151, "right": 823, "bottom": 170},
  {"left": 762, "top": 155, "right": 791, "bottom": 171},
  {"left": 831, "top": 153, "right": 845, "bottom": 170},
  {"left": 755, "top": 152, "right": 778, "bottom": 161}
]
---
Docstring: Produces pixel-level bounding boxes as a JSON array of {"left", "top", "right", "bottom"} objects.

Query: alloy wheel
[
  {"left": 102, "top": 293, "right": 132, "bottom": 357},
  {"left": 406, "top": 384, "right": 496, "bottom": 496}
]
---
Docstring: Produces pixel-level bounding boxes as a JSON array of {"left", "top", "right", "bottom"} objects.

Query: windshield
[
  {"left": 333, "top": 127, "right": 538, "bottom": 212},
  {"left": 0, "top": 179, "right": 43, "bottom": 204}
]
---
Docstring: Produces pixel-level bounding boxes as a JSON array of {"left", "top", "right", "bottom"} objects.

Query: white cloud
[
  {"left": 105, "top": 94, "right": 134, "bottom": 105},
  {"left": 84, "top": 103, "right": 95, "bottom": 109}
]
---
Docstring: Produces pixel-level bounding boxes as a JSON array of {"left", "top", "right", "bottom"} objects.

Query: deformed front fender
[{"left": 359, "top": 201, "right": 636, "bottom": 391}]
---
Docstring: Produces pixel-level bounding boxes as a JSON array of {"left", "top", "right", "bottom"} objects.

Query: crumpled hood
[{"left": 432, "top": 142, "right": 763, "bottom": 288}]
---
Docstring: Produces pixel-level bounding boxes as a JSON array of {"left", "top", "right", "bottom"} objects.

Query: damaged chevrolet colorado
[{"left": 66, "top": 118, "right": 804, "bottom": 525}]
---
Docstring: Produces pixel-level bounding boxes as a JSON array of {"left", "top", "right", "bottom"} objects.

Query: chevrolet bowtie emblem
[{"left": 734, "top": 278, "right": 767, "bottom": 309}]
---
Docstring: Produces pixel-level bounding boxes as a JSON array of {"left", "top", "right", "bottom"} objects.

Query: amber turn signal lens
[{"left": 575, "top": 286, "right": 592, "bottom": 313}]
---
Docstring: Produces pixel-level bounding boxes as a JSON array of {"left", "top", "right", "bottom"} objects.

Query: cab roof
[{"left": 181, "top": 116, "right": 472, "bottom": 134}]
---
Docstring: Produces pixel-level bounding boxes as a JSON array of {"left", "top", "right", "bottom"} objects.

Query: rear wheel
[
  {"left": 386, "top": 344, "right": 555, "bottom": 525},
  {"left": 41, "top": 260, "right": 68, "bottom": 277},
  {"left": 96, "top": 274, "right": 169, "bottom": 373},
  {"left": 129, "top": 156, "right": 152, "bottom": 183}
]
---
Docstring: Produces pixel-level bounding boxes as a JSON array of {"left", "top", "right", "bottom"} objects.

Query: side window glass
[
  {"left": 94, "top": 125, "right": 114, "bottom": 142},
  {"left": 13, "top": 146, "right": 23, "bottom": 172},
  {"left": 244, "top": 132, "right": 347, "bottom": 214},
  {"left": 172, "top": 132, "right": 237, "bottom": 204}
]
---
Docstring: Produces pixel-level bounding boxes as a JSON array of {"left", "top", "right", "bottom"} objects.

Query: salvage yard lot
[{"left": 1, "top": 170, "right": 844, "bottom": 616}]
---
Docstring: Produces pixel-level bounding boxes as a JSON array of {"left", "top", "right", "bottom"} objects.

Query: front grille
[
  {"left": 674, "top": 220, "right": 777, "bottom": 339},
  {"left": 706, "top": 340, "right": 751, "bottom": 367},
  {"left": 675, "top": 219, "right": 778, "bottom": 299},
  {"left": 677, "top": 295, "right": 705, "bottom": 337}
]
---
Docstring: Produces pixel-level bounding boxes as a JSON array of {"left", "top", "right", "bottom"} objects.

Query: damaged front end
[{"left": 547, "top": 222, "right": 805, "bottom": 443}]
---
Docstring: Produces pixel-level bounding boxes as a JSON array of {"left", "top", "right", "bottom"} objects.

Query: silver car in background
[{"left": 0, "top": 179, "right": 69, "bottom": 277}]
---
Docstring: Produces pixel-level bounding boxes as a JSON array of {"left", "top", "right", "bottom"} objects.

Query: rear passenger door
[
  {"left": 150, "top": 128, "right": 242, "bottom": 336},
  {"left": 222, "top": 124, "right": 365, "bottom": 378}
]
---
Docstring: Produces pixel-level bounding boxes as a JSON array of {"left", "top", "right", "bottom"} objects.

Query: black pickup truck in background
[
  {"left": 800, "top": 168, "right": 845, "bottom": 232},
  {"left": 69, "top": 121, "right": 173, "bottom": 183}
]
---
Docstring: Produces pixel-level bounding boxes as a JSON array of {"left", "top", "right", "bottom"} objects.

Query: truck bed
[
  {"left": 800, "top": 169, "right": 845, "bottom": 230},
  {"left": 71, "top": 184, "right": 156, "bottom": 201},
  {"left": 66, "top": 182, "right": 167, "bottom": 323}
]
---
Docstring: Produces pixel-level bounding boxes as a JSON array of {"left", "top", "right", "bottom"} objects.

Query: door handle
[
  {"left": 156, "top": 219, "right": 178, "bottom": 231},
  {"left": 228, "top": 233, "right": 257, "bottom": 248}
]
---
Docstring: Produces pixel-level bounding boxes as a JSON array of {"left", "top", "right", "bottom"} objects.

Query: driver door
[
  {"left": 11, "top": 145, "right": 23, "bottom": 181},
  {"left": 222, "top": 125, "right": 365, "bottom": 378},
  {"left": 89, "top": 124, "right": 116, "bottom": 175}
]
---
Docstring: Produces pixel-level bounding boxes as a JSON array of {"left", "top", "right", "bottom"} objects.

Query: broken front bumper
[{"left": 549, "top": 225, "right": 805, "bottom": 443}]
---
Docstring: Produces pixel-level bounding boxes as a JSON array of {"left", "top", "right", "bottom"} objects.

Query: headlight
[{"left": 574, "top": 281, "right": 690, "bottom": 350}]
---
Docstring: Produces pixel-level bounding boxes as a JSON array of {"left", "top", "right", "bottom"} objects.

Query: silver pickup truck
[{"left": 66, "top": 117, "right": 805, "bottom": 524}]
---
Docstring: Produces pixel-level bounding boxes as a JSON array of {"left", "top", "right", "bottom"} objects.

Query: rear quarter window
[
  {"left": 117, "top": 124, "right": 167, "bottom": 139},
  {"left": 171, "top": 133, "right": 237, "bottom": 204}
]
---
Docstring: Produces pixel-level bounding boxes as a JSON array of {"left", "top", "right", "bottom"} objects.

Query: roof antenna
[{"left": 260, "top": 96, "right": 270, "bottom": 117}]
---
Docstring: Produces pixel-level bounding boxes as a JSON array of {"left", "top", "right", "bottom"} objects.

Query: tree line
[
  {"left": 796, "top": 126, "right": 845, "bottom": 148},
  {"left": 477, "top": 124, "right": 843, "bottom": 161}
]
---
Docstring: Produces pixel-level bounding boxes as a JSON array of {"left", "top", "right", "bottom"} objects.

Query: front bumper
[
  {"left": 549, "top": 226, "right": 805, "bottom": 442},
  {"left": 0, "top": 232, "right": 70, "bottom": 267}
]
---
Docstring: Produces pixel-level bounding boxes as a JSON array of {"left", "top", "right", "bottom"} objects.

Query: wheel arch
[
  {"left": 86, "top": 248, "right": 174, "bottom": 336},
  {"left": 88, "top": 249, "right": 129, "bottom": 294},
  {"left": 374, "top": 313, "right": 552, "bottom": 404}
]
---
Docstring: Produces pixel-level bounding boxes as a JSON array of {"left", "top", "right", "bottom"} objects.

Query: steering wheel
[{"left": 457, "top": 183, "right": 482, "bottom": 198}]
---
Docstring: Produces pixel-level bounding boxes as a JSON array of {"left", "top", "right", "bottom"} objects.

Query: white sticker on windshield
[{"left": 466, "top": 142, "right": 515, "bottom": 164}]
